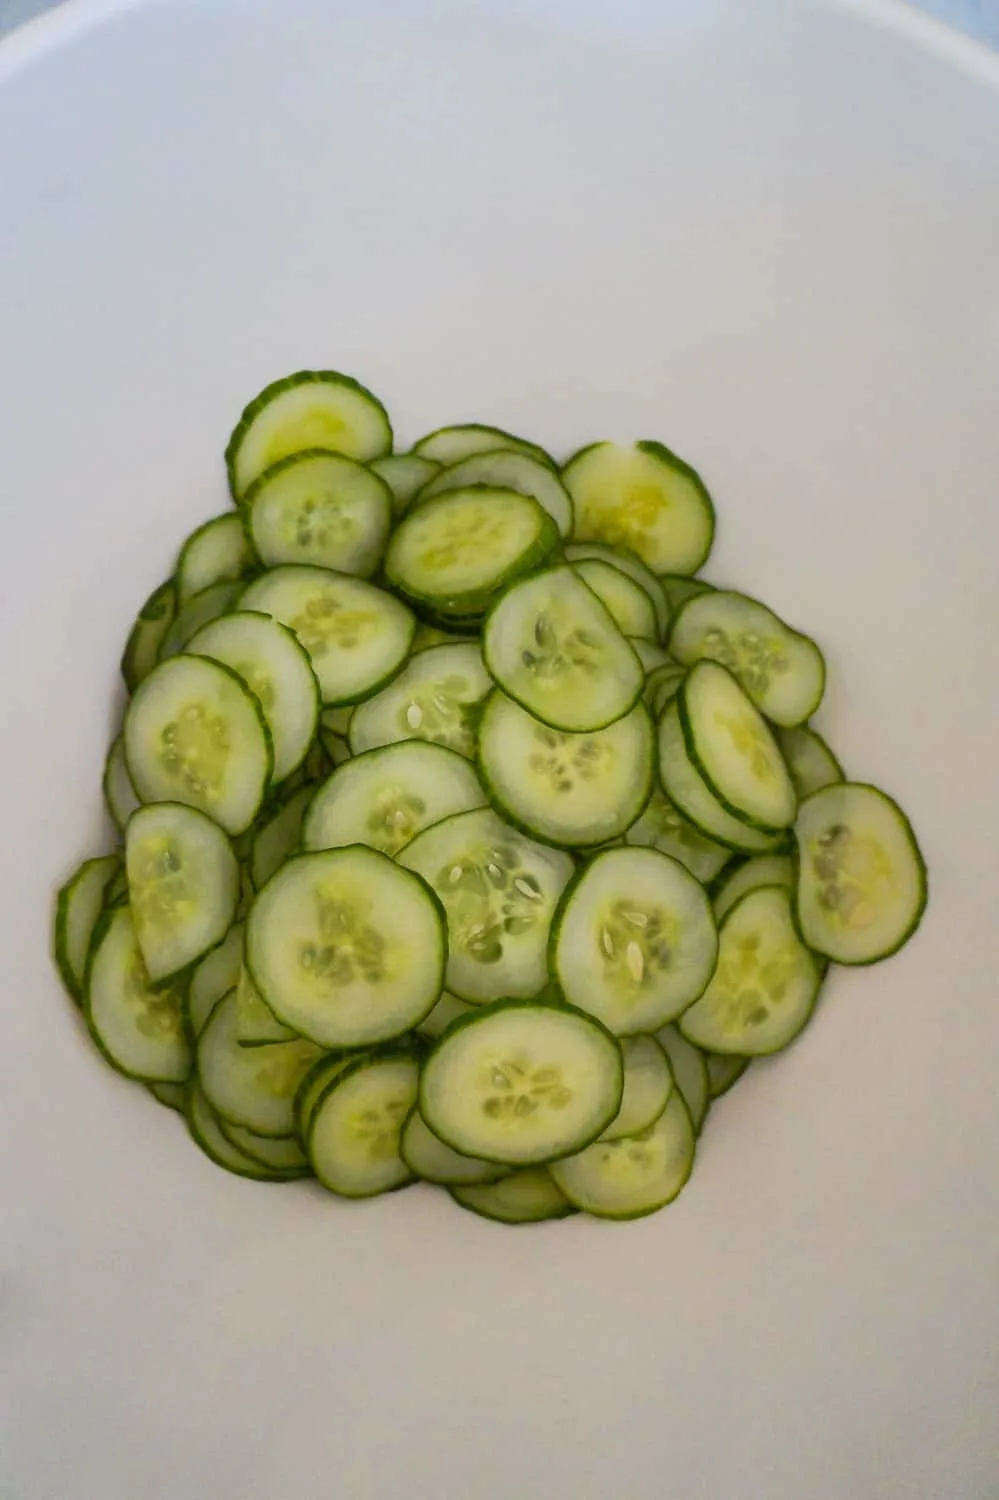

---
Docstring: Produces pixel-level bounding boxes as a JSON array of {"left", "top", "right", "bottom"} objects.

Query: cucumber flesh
[
  {"left": 150, "top": 1080, "right": 187, "bottom": 1111},
  {"left": 598, "top": 1033, "right": 673, "bottom": 1142},
  {"left": 659, "top": 701, "right": 782, "bottom": 854},
  {"left": 417, "top": 449, "right": 573, "bottom": 539},
  {"left": 126, "top": 801, "right": 239, "bottom": 983},
  {"left": 86, "top": 905, "right": 192, "bottom": 1083},
  {"left": 563, "top": 541, "right": 670, "bottom": 640},
  {"left": 400, "top": 1108, "right": 508, "bottom": 1186},
  {"left": 294, "top": 1053, "right": 354, "bottom": 1144},
  {"left": 660, "top": 575, "right": 713, "bottom": 614},
  {"left": 416, "top": 990, "right": 476, "bottom": 1040},
  {"left": 218, "top": 1118, "right": 310, "bottom": 1174},
  {"left": 412, "top": 423, "right": 551, "bottom": 468},
  {"left": 186, "top": 921, "right": 243, "bottom": 1037},
  {"left": 625, "top": 785, "right": 730, "bottom": 885},
  {"left": 777, "top": 723, "right": 844, "bottom": 799},
  {"left": 655, "top": 1024, "right": 709, "bottom": 1132},
  {"left": 235, "top": 962, "right": 297, "bottom": 1046},
  {"left": 197, "top": 990, "right": 321, "bottom": 1137},
  {"left": 628, "top": 637, "right": 671, "bottom": 673},
  {"left": 713, "top": 854, "right": 794, "bottom": 925},
  {"left": 679, "top": 660, "right": 797, "bottom": 832},
  {"left": 644, "top": 662, "right": 686, "bottom": 717},
  {"left": 176, "top": 514, "right": 253, "bottom": 604},
  {"left": 54, "top": 854, "right": 119, "bottom": 1002},
  {"left": 564, "top": 440, "right": 715, "bottom": 575},
  {"left": 348, "top": 642, "right": 491, "bottom": 761},
  {"left": 705, "top": 1051, "right": 750, "bottom": 1099},
  {"left": 245, "top": 449, "right": 392, "bottom": 578},
  {"left": 103, "top": 735, "right": 141, "bottom": 832},
  {"left": 249, "top": 785, "right": 313, "bottom": 891},
  {"left": 550, "top": 1092, "right": 695, "bottom": 1220},
  {"left": 371, "top": 453, "right": 441, "bottom": 515},
  {"left": 121, "top": 580, "right": 177, "bottom": 691},
  {"left": 307, "top": 1052, "right": 418, "bottom": 1197},
  {"left": 185, "top": 1082, "right": 298, "bottom": 1181},
  {"left": 160, "top": 580, "right": 243, "bottom": 661},
  {"left": 450, "top": 1167, "right": 573, "bottom": 1224},
  {"left": 572, "top": 558, "right": 657, "bottom": 641}
]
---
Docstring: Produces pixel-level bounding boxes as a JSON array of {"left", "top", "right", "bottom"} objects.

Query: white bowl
[{"left": 2, "top": 3, "right": 998, "bottom": 1496}]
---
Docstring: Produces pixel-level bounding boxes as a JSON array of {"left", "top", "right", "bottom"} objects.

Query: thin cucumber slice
[
  {"left": 777, "top": 723, "right": 844, "bottom": 799},
  {"left": 176, "top": 514, "right": 253, "bottom": 603},
  {"left": 235, "top": 962, "right": 297, "bottom": 1046},
  {"left": 239, "top": 565, "right": 415, "bottom": 706},
  {"left": 186, "top": 1082, "right": 299, "bottom": 1181},
  {"left": 655, "top": 1024, "right": 709, "bottom": 1132},
  {"left": 419, "top": 1000, "right": 623, "bottom": 1166},
  {"left": 550, "top": 1091, "right": 695, "bottom": 1220},
  {"left": 668, "top": 589, "right": 825, "bottom": 727},
  {"left": 218, "top": 1119, "right": 310, "bottom": 1175},
  {"left": 564, "top": 440, "right": 715, "bottom": 575},
  {"left": 416, "top": 990, "right": 476, "bottom": 1040},
  {"left": 399, "top": 807, "right": 574, "bottom": 1004},
  {"left": 412, "top": 423, "right": 551, "bottom": 468},
  {"left": 659, "top": 701, "right": 782, "bottom": 854},
  {"left": 186, "top": 921, "right": 243, "bottom": 1037},
  {"left": 318, "top": 727, "right": 350, "bottom": 767},
  {"left": 628, "top": 638, "right": 671, "bottom": 673},
  {"left": 450, "top": 1168, "right": 573, "bottom": 1224},
  {"left": 679, "top": 660, "right": 797, "bottom": 832},
  {"left": 477, "top": 692, "right": 655, "bottom": 849},
  {"left": 417, "top": 449, "right": 573, "bottom": 539},
  {"left": 321, "top": 704, "right": 354, "bottom": 737},
  {"left": 249, "top": 784, "right": 313, "bottom": 890},
  {"left": 104, "top": 865, "right": 129, "bottom": 904},
  {"left": 187, "top": 610, "right": 320, "bottom": 784},
  {"left": 103, "top": 734, "right": 141, "bottom": 831},
  {"left": 226, "top": 370, "right": 392, "bottom": 501},
  {"left": 411, "top": 621, "right": 478, "bottom": 653},
  {"left": 644, "top": 662, "right": 686, "bottom": 717},
  {"left": 294, "top": 1053, "right": 354, "bottom": 1144},
  {"left": 564, "top": 541, "right": 670, "bottom": 640},
  {"left": 793, "top": 782, "right": 927, "bottom": 965},
  {"left": 150, "top": 1079, "right": 187, "bottom": 1111},
  {"left": 705, "top": 1052, "right": 750, "bottom": 1099},
  {"left": 197, "top": 990, "right": 321, "bottom": 1136},
  {"left": 400, "top": 1109, "right": 508, "bottom": 1187},
  {"left": 371, "top": 453, "right": 441, "bottom": 515},
  {"left": 244, "top": 449, "right": 392, "bottom": 578},
  {"left": 713, "top": 854, "right": 794, "bottom": 925},
  {"left": 160, "top": 580, "right": 243, "bottom": 660},
  {"left": 598, "top": 1034, "right": 674, "bottom": 1143},
  {"left": 385, "top": 487, "right": 558, "bottom": 618},
  {"left": 54, "top": 853, "right": 119, "bottom": 1002},
  {"left": 679, "top": 885, "right": 823, "bottom": 1054},
  {"left": 660, "top": 575, "right": 713, "bottom": 613},
  {"left": 125, "top": 802, "right": 239, "bottom": 983},
  {"left": 121, "top": 580, "right": 177, "bottom": 692},
  {"left": 246, "top": 846, "right": 446, "bottom": 1047},
  {"left": 349, "top": 642, "right": 491, "bottom": 760},
  {"left": 625, "top": 786, "right": 731, "bottom": 885},
  {"left": 303, "top": 741, "right": 485, "bottom": 857},
  {"left": 572, "top": 558, "right": 657, "bottom": 641},
  {"left": 307, "top": 1052, "right": 418, "bottom": 1197},
  {"left": 551, "top": 847, "right": 718, "bottom": 1035},
  {"left": 483, "top": 566, "right": 643, "bottom": 733},
  {"left": 124, "top": 654, "right": 272, "bottom": 836},
  {"left": 85, "top": 905, "right": 192, "bottom": 1083}
]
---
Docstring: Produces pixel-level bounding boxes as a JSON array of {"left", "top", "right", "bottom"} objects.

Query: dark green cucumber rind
[
  {"left": 225, "top": 370, "right": 393, "bottom": 502},
  {"left": 53, "top": 855, "right": 119, "bottom": 1003},
  {"left": 240, "top": 447, "right": 394, "bottom": 568},
  {"left": 636, "top": 440, "right": 717, "bottom": 576},
  {"left": 217, "top": 1117, "right": 312, "bottom": 1176},
  {"left": 82, "top": 904, "right": 192, "bottom": 1083},
  {"left": 412, "top": 423, "right": 554, "bottom": 468},
  {"left": 305, "top": 1049, "right": 417, "bottom": 1198},
  {"left": 704, "top": 1052, "right": 750, "bottom": 1099},
  {"left": 121, "top": 580, "right": 177, "bottom": 692},
  {"left": 791, "top": 784, "right": 929, "bottom": 966},
  {"left": 447, "top": 1180, "right": 577, "bottom": 1224},
  {"left": 677, "top": 666, "right": 794, "bottom": 836},
  {"left": 418, "top": 998, "right": 624, "bottom": 1167},
  {"left": 659, "top": 575, "right": 714, "bottom": 612},
  {"left": 658, "top": 704, "right": 786, "bottom": 855},
  {"left": 175, "top": 514, "right": 255, "bottom": 596},
  {"left": 185, "top": 1081, "right": 300, "bottom": 1181},
  {"left": 551, "top": 1093, "right": 697, "bottom": 1221}
]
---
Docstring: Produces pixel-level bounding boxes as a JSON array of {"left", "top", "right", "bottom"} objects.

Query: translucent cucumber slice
[
  {"left": 564, "top": 541, "right": 670, "bottom": 640},
  {"left": 176, "top": 514, "right": 253, "bottom": 604},
  {"left": 416, "top": 990, "right": 476, "bottom": 1040},
  {"left": 54, "top": 853, "right": 120, "bottom": 1002},
  {"left": 160, "top": 580, "right": 243, "bottom": 660},
  {"left": 417, "top": 449, "right": 573, "bottom": 538},
  {"left": 400, "top": 1108, "right": 508, "bottom": 1186},
  {"left": 477, "top": 692, "right": 655, "bottom": 849},
  {"left": 419, "top": 1000, "right": 623, "bottom": 1166},
  {"left": 597, "top": 1034, "right": 674, "bottom": 1142},
  {"left": 124, "top": 654, "right": 272, "bottom": 835},
  {"left": 348, "top": 642, "right": 491, "bottom": 760},
  {"left": 679, "top": 885, "right": 823, "bottom": 1054},
  {"left": 185, "top": 1082, "right": 300, "bottom": 1181},
  {"left": 371, "top": 453, "right": 441, "bottom": 515},
  {"left": 307, "top": 1052, "right": 418, "bottom": 1197},
  {"left": 294, "top": 1053, "right": 354, "bottom": 1144},
  {"left": 121, "top": 579, "right": 177, "bottom": 692},
  {"left": 551, "top": 847, "right": 718, "bottom": 1034},
  {"left": 668, "top": 589, "right": 825, "bottom": 727},
  {"left": 713, "top": 854, "right": 793, "bottom": 924},
  {"left": 659, "top": 700, "right": 782, "bottom": 854},
  {"left": 550, "top": 1091, "right": 695, "bottom": 1220},
  {"left": 450, "top": 1167, "right": 574, "bottom": 1224},
  {"left": 245, "top": 449, "right": 392, "bottom": 578},
  {"left": 794, "top": 782, "right": 927, "bottom": 965},
  {"left": 187, "top": 610, "right": 320, "bottom": 784},
  {"left": 705, "top": 1051, "right": 750, "bottom": 1098},
  {"left": 777, "top": 723, "right": 844, "bottom": 799},
  {"left": 187, "top": 921, "right": 243, "bottom": 1037},
  {"left": 412, "top": 423, "right": 551, "bottom": 468},
  {"left": 679, "top": 660, "right": 797, "bottom": 832},
  {"left": 246, "top": 846, "right": 445, "bottom": 1047},
  {"left": 86, "top": 905, "right": 192, "bottom": 1083},
  {"left": 483, "top": 566, "right": 643, "bottom": 733},
  {"left": 563, "top": 440, "right": 715, "bottom": 575},
  {"left": 629, "top": 638, "right": 671, "bottom": 672},
  {"left": 655, "top": 1024, "right": 709, "bottom": 1132},
  {"left": 218, "top": 1119, "right": 310, "bottom": 1175},
  {"left": 303, "top": 741, "right": 485, "bottom": 857},
  {"left": 660, "top": 574, "right": 713, "bottom": 614},
  {"left": 226, "top": 370, "right": 392, "bottom": 501},
  {"left": 398, "top": 807, "right": 573, "bottom": 1004},
  {"left": 197, "top": 990, "right": 321, "bottom": 1136},
  {"left": 644, "top": 662, "right": 686, "bottom": 717},
  {"left": 235, "top": 962, "right": 297, "bottom": 1046},
  {"left": 572, "top": 558, "right": 657, "bottom": 640},
  {"left": 150, "top": 1080, "right": 187, "bottom": 1111},
  {"left": 103, "top": 734, "right": 141, "bottom": 831},
  {"left": 249, "top": 784, "right": 313, "bottom": 890},
  {"left": 239, "top": 565, "right": 414, "bottom": 706},
  {"left": 125, "top": 802, "right": 238, "bottom": 983},
  {"left": 411, "top": 621, "right": 478, "bottom": 653},
  {"left": 624, "top": 785, "right": 730, "bottom": 884}
]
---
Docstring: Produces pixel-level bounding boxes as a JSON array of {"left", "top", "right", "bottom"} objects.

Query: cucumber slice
[
  {"left": 679, "top": 885, "right": 823, "bottom": 1054},
  {"left": 235, "top": 962, "right": 297, "bottom": 1046},
  {"left": 551, "top": 847, "right": 718, "bottom": 1034},
  {"left": 348, "top": 642, "right": 491, "bottom": 760},
  {"left": 239, "top": 565, "right": 414, "bottom": 706},
  {"left": 477, "top": 692, "right": 655, "bottom": 849},
  {"left": 419, "top": 1000, "right": 622, "bottom": 1166},
  {"left": 564, "top": 541, "right": 670, "bottom": 640},
  {"left": 371, "top": 453, "right": 441, "bottom": 516},
  {"left": 655, "top": 1024, "right": 709, "bottom": 1132},
  {"left": 187, "top": 921, "right": 243, "bottom": 1037},
  {"left": 416, "top": 990, "right": 476, "bottom": 1040},
  {"left": 125, "top": 802, "right": 239, "bottom": 983},
  {"left": 793, "top": 782, "right": 927, "bottom": 965},
  {"left": 572, "top": 558, "right": 658, "bottom": 641},
  {"left": 246, "top": 846, "right": 446, "bottom": 1047},
  {"left": 226, "top": 370, "right": 392, "bottom": 501},
  {"left": 412, "top": 423, "right": 551, "bottom": 468},
  {"left": 660, "top": 575, "right": 713, "bottom": 614},
  {"left": 121, "top": 579, "right": 177, "bottom": 692},
  {"left": 385, "top": 487, "right": 558, "bottom": 618},
  {"left": 679, "top": 660, "right": 797, "bottom": 832},
  {"left": 483, "top": 566, "right": 643, "bottom": 733},
  {"left": 294, "top": 1053, "right": 353, "bottom": 1144},
  {"left": 450, "top": 1168, "right": 573, "bottom": 1224},
  {"left": 197, "top": 990, "right": 321, "bottom": 1136},
  {"left": 244, "top": 449, "right": 392, "bottom": 578},
  {"left": 563, "top": 440, "right": 715, "bottom": 575},
  {"left": 659, "top": 700, "right": 782, "bottom": 854},
  {"left": 417, "top": 449, "right": 573, "bottom": 539},
  {"left": 307, "top": 1051, "right": 418, "bottom": 1197},
  {"left": 160, "top": 580, "right": 243, "bottom": 661},
  {"left": 598, "top": 1034, "right": 674, "bottom": 1142},
  {"left": 176, "top": 514, "right": 253, "bottom": 603},
  {"left": 86, "top": 905, "right": 192, "bottom": 1083},
  {"left": 54, "top": 854, "right": 120, "bottom": 1003},
  {"left": 124, "top": 654, "right": 272, "bottom": 836},
  {"left": 777, "top": 723, "right": 844, "bottom": 799},
  {"left": 185, "top": 1082, "right": 300, "bottom": 1181},
  {"left": 400, "top": 1109, "right": 508, "bottom": 1187},
  {"left": 713, "top": 854, "right": 793, "bottom": 924},
  {"left": 103, "top": 734, "right": 141, "bottom": 831},
  {"left": 187, "top": 610, "right": 320, "bottom": 784},
  {"left": 303, "top": 741, "right": 485, "bottom": 858},
  {"left": 104, "top": 865, "right": 129, "bottom": 905},
  {"left": 149, "top": 1079, "right": 187, "bottom": 1111},
  {"left": 644, "top": 662, "right": 686, "bottom": 717},
  {"left": 218, "top": 1119, "right": 310, "bottom": 1175},
  {"left": 550, "top": 1091, "right": 695, "bottom": 1220},
  {"left": 705, "top": 1051, "right": 750, "bottom": 1099},
  {"left": 399, "top": 807, "right": 573, "bottom": 1004},
  {"left": 629, "top": 638, "right": 671, "bottom": 672},
  {"left": 318, "top": 727, "right": 350, "bottom": 767},
  {"left": 624, "top": 786, "right": 731, "bottom": 884},
  {"left": 669, "top": 589, "right": 825, "bottom": 727},
  {"left": 249, "top": 784, "right": 313, "bottom": 890},
  {"left": 411, "top": 621, "right": 478, "bottom": 653},
  {"left": 321, "top": 704, "right": 354, "bottom": 737}
]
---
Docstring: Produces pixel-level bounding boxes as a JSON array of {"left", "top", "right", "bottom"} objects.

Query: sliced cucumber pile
[{"left": 54, "top": 367, "right": 927, "bottom": 1226}]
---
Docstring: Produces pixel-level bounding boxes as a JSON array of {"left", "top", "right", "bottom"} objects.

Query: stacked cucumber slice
[{"left": 53, "top": 368, "right": 928, "bottom": 1223}]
